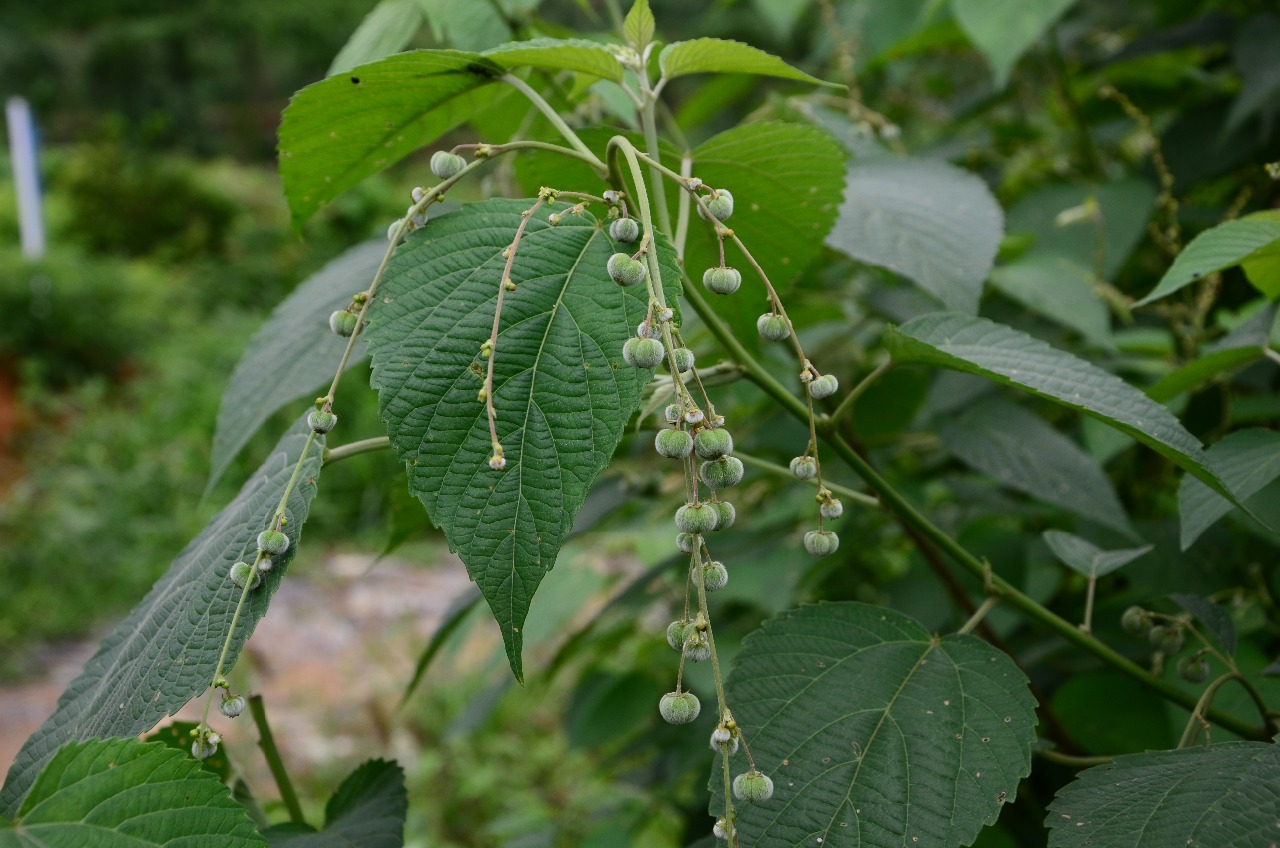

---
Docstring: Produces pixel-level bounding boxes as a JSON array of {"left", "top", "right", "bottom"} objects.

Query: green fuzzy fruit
[
  {"left": 257, "top": 529, "right": 290, "bottom": 556},
  {"left": 710, "top": 727, "right": 739, "bottom": 755},
  {"left": 675, "top": 502, "right": 719, "bottom": 534},
  {"left": 607, "top": 252, "right": 647, "bottom": 287},
  {"left": 820, "top": 498, "right": 843, "bottom": 519},
  {"left": 666, "top": 620, "right": 689, "bottom": 651},
  {"left": 700, "top": 456, "right": 744, "bottom": 490},
  {"left": 1178, "top": 654, "right": 1209, "bottom": 683},
  {"left": 610, "top": 217, "right": 640, "bottom": 242},
  {"left": 676, "top": 532, "right": 698, "bottom": 553},
  {"left": 694, "top": 427, "right": 734, "bottom": 459},
  {"left": 308, "top": 410, "right": 338, "bottom": 434},
  {"left": 659, "top": 691, "right": 701, "bottom": 725},
  {"left": 229, "top": 561, "right": 260, "bottom": 591},
  {"left": 655, "top": 428, "right": 694, "bottom": 459},
  {"left": 711, "top": 500, "right": 736, "bottom": 530},
  {"left": 219, "top": 694, "right": 246, "bottom": 718},
  {"left": 1149, "top": 624, "right": 1184, "bottom": 654},
  {"left": 683, "top": 629, "right": 712, "bottom": 662},
  {"left": 756, "top": 313, "right": 790, "bottom": 341},
  {"left": 701, "top": 561, "right": 728, "bottom": 591},
  {"left": 430, "top": 150, "right": 466, "bottom": 180},
  {"left": 671, "top": 347, "right": 695, "bottom": 373},
  {"left": 329, "top": 310, "right": 358, "bottom": 337},
  {"left": 808, "top": 373, "right": 839, "bottom": 399},
  {"left": 700, "top": 189, "right": 734, "bottom": 222},
  {"left": 804, "top": 529, "right": 840, "bottom": 556},
  {"left": 702, "top": 266, "right": 742, "bottom": 295},
  {"left": 790, "top": 456, "right": 818, "bottom": 480},
  {"left": 1121, "top": 605, "right": 1149, "bottom": 635},
  {"left": 732, "top": 770, "right": 774, "bottom": 803},
  {"left": 663, "top": 403, "right": 682, "bottom": 424}
]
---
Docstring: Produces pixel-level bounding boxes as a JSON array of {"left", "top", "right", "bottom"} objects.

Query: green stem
[
  {"left": 248, "top": 694, "right": 307, "bottom": 826},
  {"left": 1034, "top": 748, "right": 1113, "bottom": 768},
  {"left": 323, "top": 436, "right": 392, "bottom": 465},
  {"left": 679, "top": 281, "right": 1267, "bottom": 741},
  {"left": 638, "top": 91, "right": 673, "bottom": 234},
  {"left": 501, "top": 74, "right": 607, "bottom": 175},
  {"left": 959, "top": 596, "right": 1000, "bottom": 635},
  {"left": 825, "top": 360, "right": 892, "bottom": 428},
  {"left": 735, "top": 451, "right": 878, "bottom": 509}
]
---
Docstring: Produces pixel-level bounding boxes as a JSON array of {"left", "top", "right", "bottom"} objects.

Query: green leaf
[
  {"left": 208, "top": 241, "right": 384, "bottom": 492},
  {"left": 1171, "top": 594, "right": 1237, "bottom": 656},
  {"left": 658, "top": 38, "right": 840, "bottom": 87},
  {"left": 416, "top": 0, "right": 511, "bottom": 51},
  {"left": 1145, "top": 346, "right": 1265, "bottom": 403},
  {"left": 400, "top": 587, "right": 482, "bottom": 705},
  {"left": 1179, "top": 428, "right": 1280, "bottom": 549},
  {"left": 750, "top": 0, "right": 810, "bottom": 39},
  {"left": 1224, "top": 13, "right": 1280, "bottom": 135},
  {"left": 328, "top": 0, "right": 424, "bottom": 76},
  {"left": 1047, "top": 741, "right": 1280, "bottom": 847},
  {"left": 0, "top": 417, "right": 324, "bottom": 815},
  {"left": 1042, "top": 531, "right": 1151, "bottom": 578},
  {"left": 1135, "top": 212, "right": 1280, "bottom": 306},
  {"left": 622, "top": 0, "right": 654, "bottom": 48},
  {"left": 826, "top": 157, "right": 1003, "bottom": 313},
  {"left": 951, "top": 0, "right": 1078, "bottom": 89},
  {"left": 0, "top": 739, "right": 263, "bottom": 847},
  {"left": 483, "top": 38, "right": 624, "bottom": 82},
  {"left": 279, "top": 51, "right": 505, "bottom": 228},
  {"left": 717, "top": 602, "right": 1037, "bottom": 847},
  {"left": 988, "top": 254, "right": 1111, "bottom": 347},
  {"left": 365, "top": 200, "right": 680, "bottom": 681},
  {"left": 263, "top": 760, "right": 406, "bottom": 848},
  {"left": 936, "top": 399, "right": 1133, "bottom": 534},
  {"left": 885, "top": 313, "right": 1229, "bottom": 496}
]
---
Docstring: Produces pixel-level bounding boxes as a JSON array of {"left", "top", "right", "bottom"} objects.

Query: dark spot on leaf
[
  {"left": 350, "top": 76, "right": 361, "bottom": 84},
  {"left": 466, "top": 62, "right": 500, "bottom": 79}
]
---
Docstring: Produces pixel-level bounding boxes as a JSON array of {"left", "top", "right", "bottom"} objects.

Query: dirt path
[{"left": 0, "top": 551, "right": 475, "bottom": 785}]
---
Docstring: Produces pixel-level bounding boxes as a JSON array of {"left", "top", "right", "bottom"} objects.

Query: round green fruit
[
  {"left": 430, "top": 150, "right": 466, "bottom": 180},
  {"left": 308, "top": 410, "right": 338, "bottom": 434},
  {"left": 1121, "top": 605, "right": 1149, "bottom": 635},
  {"left": 701, "top": 561, "right": 728, "bottom": 591},
  {"left": 659, "top": 690, "right": 701, "bottom": 724},
  {"left": 694, "top": 428, "right": 734, "bottom": 459},
  {"left": 329, "top": 310, "right": 358, "bottom": 338},
  {"left": 711, "top": 500, "right": 736, "bottom": 530},
  {"left": 700, "top": 189, "right": 735, "bottom": 222},
  {"left": 607, "top": 253, "right": 646, "bottom": 287},
  {"left": 700, "top": 456, "right": 744, "bottom": 489},
  {"left": 666, "top": 620, "right": 689, "bottom": 651},
  {"left": 675, "top": 502, "right": 719, "bottom": 534},
  {"left": 623, "top": 337, "right": 665, "bottom": 369},
  {"left": 702, "top": 266, "right": 742, "bottom": 295},
  {"left": 733, "top": 770, "right": 774, "bottom": 803},
  {"left": 609, "top": 217, "right": 640, "bottom": 243},
  {"left": 808, "top": 374, "right": 839, "bottom": 399},
  {"left": 671, "top": 347, "right": 695, "bottom": 373},
  {"left": 790, "top": 456, "right": 818, "bottom": 480},
  {"left": 804, "top": 529, "right": 840, "bottom": 556},
  {"left": 257, "top": 529, "right": 290, "bottom": 556},
  {"left": 655, "top": 428, "right": 694, "bottom": 459},
  {"left": 757, "top": 313, "right": 790, "bottom": 341}
]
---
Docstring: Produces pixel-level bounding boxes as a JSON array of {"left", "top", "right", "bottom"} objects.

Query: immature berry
[
  {"left": 258, "top": 530, "right": 290, "bottom": 556},
  {"left": 192, "top": 736, "right": 220, "bottom": 760},
  {"left": 675, "top": 502, "right": 719, "bottom": 534},
  {"left": 757, "top": 313, "right": 790, "bottom": 341},
  {"left": 713, "top": 818, "right": 730, "bottom": 840},
  {"left": 330, "top": 310, "right": 358, "bottom": 338},
  {"left": 666, "top": 620, "right": 689, "bottom": 651},
  {"left": 790, "top": 456, "right": 818, "bottom": 480},
  {"left": 623, "top": 337, "right": 665, "bottom": 369},
  {"left": 733, "top": 769, "right": 774, "bottom": 803},
  {"left": 663, "top": 403, "right": 682, "bottom": 424},
  {"left": 700, "top": 456, "right": 744, "bottom": 490},
  {"left": 808, "top": 374, "right": 839, "bottom": 399},
  {"left": 636, "top": 320, "right": 658, "bottom": 339},
  {"left": 700, "top": 189, "right": 735, "bottom": 222},
  {"left": 386, "top": 219, "right": 404, "bottom": 242},
  {"left": 230, "top": 561, "right": 260, "bottom": 591},
  {"left": 676, "top": 532, "right": 698, "bottom": 553},
  {"left": 256, "top": 557, "right": 274, "bottom": 574},
  {"left": 694, "top": 428, "right": 734, "bottom": 459},
  {"left": 655, "top": 428, "right": 694, "bottom": 459},
  {"left": 685, "top": 409, "right": 706, "bottom": 425},
  {"left": 219, "top": 694, "right": 246, "bottom": 718},
  {"left": 607, "top": 253, "right": 647, "bottom": 287},
  {"left": 659, "top": 691, "right": 701, "bottom": 725},
  {"left": 308, "top": 410, "right": 338, "bottom": 434},
  {"left": 683, "top": 629, "right": 713, "bottom": 662},
  {"left": 610, "top": 217, "right": 640, "bottom": 243},
  {"left": 430, "top": 150, "right": 466, "bottom": 180},
  {"left": 711, "top": 500, "right": 736, "bottom": 530},
  {"left": 804, "top": 529, "right": 840, "bottom": 556},
  {"left": 703, "top": 266, "right": 742, "bottom": 295},
  {"left": 1178, "top": 654, "right": 1209, "bottom": 683},
  {"left": 820, "top": 498, "right": 844, "bottom": 519},
  {"left": 1121, "top": 605, "right": 1149, "bottom": 635},
  {"left": 710, "top": 726, "right": 739, "bottom": 755},
  {"left": 701, "top": 561, "right": 729, "bottom": 591},
  {"left": 1149, "top": 624, "right": 1184, "bottom": 654},
  {"left": 671, "top": 347, "right": 695, "bottom": 373}
]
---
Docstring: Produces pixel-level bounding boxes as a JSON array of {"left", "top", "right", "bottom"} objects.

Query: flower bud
[
  {"left": 820, "top": 498, "right": 843, "bottom": 519},
  {"left": 219, "top": 693, "right": 246, "bottom": 718},
  {"left": 790, "top": 456, "right": 817, "bottom": 480}
]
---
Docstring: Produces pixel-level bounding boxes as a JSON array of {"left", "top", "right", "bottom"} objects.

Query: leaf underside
[
  {"left": 365, "top": 199, "right": 681, "bottom": 681},
  {"left": 718, "top": 602, "right": 1038, "bottom": 847},
  {"left": 1178, "top": 428, "right": 1280, "bottom": 549},
  {"left": 0, "top": 417, "right": 324, "bottom": 815}
]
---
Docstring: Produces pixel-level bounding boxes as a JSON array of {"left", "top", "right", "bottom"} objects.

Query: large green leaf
[
  {"left": 988, "top": 254, "right": 1111, "bottom": 347},
  {"left": 658, "top": 38, "right": 839, "bottom": 87},
  {"left": 936, "top": 398, "right": 1133, "bottom": 534},
  {"left": 1145, "top": 346, "right": 1265, "bottom": 403},
  {"left": 328, "top": 0, "right": 424, "bottom": 76},
  {"left": 1047, "top": 741, "right": 1280, "bottom": 847},
  {"left": 885, "top": 313, "right": 1229, "bottom": 495},
  {"left": 1178, "top": 428, "right": 1280, "bottom": 549},
  {"left": 483, "top": 38, "right": 625, "bottom": 82},
  {"left": 1135, "top": 212, "right": 1280, "bottom": 306},
  {"left": 1042, "top": 531, "right": 1151, "bottom": 578},
  {"left": 279, "top": 51, "right": 505, "bottom": 227},
  {"left": 0, "top": 739, "right": 263, "bottom": 848},
  {"left": 365, "top": 199, "right": 680, "bottom": 681},
  {"left": 263, "top": 760, "right": 406, "bottom": 848},
  {"left": 826, "top": 157, "right": 1003, "bottom": 313},
  {"left": 951, "top": 0, "right": 1078, "bottom": 88},
  {"left": 208, "top": 241, "right": 384, "bottom": 492},
  {"left": 0, "top": 417, "right": 324, "bottom": 815},
  {"left": 717, "top": 602, "right": 1037, "bottom": 847}
]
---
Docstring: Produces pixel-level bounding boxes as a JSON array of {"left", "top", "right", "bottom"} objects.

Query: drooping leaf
[
  {"left": 208, "top": 241, "right": 384, "bottom": 492},
  {"left": 1042, "top": 530, "right": 1151, "bottom": 578},
  {"left": 263, "top": 760, "right": 406, "bottom": 848},
  {"left": 885, "top": 313, "right": 1230, "bottom": 497},
  {"left": 988, "top": 254, "right": 1111, "bottom": 347},
  {"left": 279, "top": 51, "right": 505, "bottom": 227},
  {"left": 658, "top": 38, "right": 840, "bottom": 87},
  {"left": 365, "top": 200, "right": 680, "bottom": 681},
  {"left": 1135, "top": 212, "right": 1280, "bottom": 306},
  {"left": 1178, "top": 428, "right": 1280, "bottom": 549},
  {"left": 826, "top": 157, "right": 1003, "bottom": 313},
  {"left": 1171, "top": 594, "right": 1237, "bottom": 657},
  {"left": 328, "top": 0, "right": 424, "bottom": 76},
  {"left": 0, "top": 739, "right": 263, "bottom": 848},
  {"left": 622, "top": 0, "right": 655, "bottom": 48},
  {"left": 1145, "top": 346, "right": 1265, "bottom": 403},
  {"left": 1046, "top": 741, "right": 1280, "bottom": 848},
  {"left": 0, "top": 417, "right": 324, "bottom": 815},
  {"left": 951, "top": 0, "right": 1078, "bottom": 88},
  {"left": 716, "top": 602, "right": 1037, "bottom": 847},
  {"left": 937, "top": 399, "right": 1133, "bottom": 534},
  {"left": 483, "top": 38, "right": 624, "bottom": 82}
]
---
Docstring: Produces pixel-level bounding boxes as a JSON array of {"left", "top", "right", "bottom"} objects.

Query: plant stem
[
  {"left": 636, "top": 69, "right": 673, "bottom": 234},
  {"left": 501, "top": 74, "right": 607, "bottom": 174},
  {"left": 323, "top": 436, "right": 392, "bottom": 465},
  {"left": 1034, "top": 748, "right": 1113, "bottom": 767},
  {"left": 826, "top": 360, "right": 892, "bottom": 428},
  {"left": 959, "top": 597, "right": 1000, "bottom": 635},
  {"left": 734, "top": 451, "right": 879, "bottom": 508},
  {"left": 248, "top": 694, "right": 307, "bottom": 826}
]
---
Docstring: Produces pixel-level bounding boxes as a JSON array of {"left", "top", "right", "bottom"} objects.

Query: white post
[{"left": 6, "top": 97, "right": 46, "bottom": 260}]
